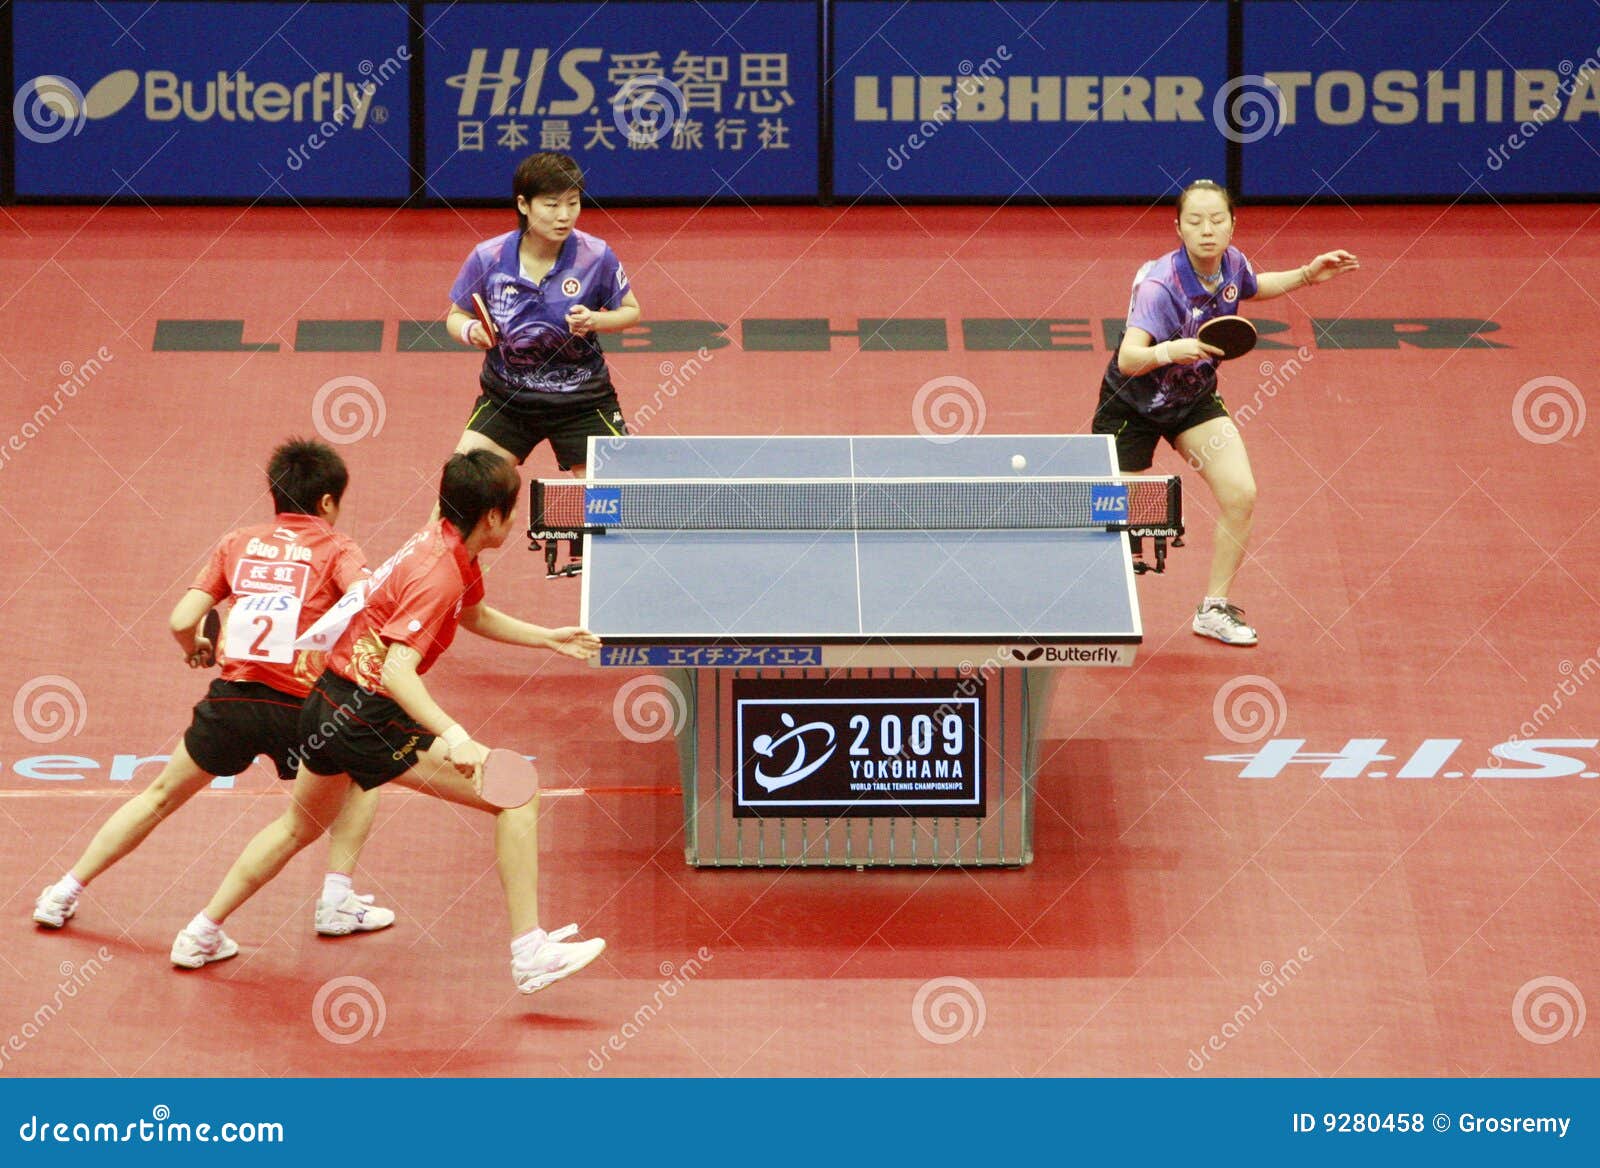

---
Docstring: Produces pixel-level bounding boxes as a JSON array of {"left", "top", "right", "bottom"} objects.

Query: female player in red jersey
[
  {"left": 172, "top": 452, "right": 606, "bottom": 995},
  {"left": 1093, "top": 179, "right": 1359, "bottom": 645},
  {"left": 34, "top": 440, "right": 392, "bottom": 939}
]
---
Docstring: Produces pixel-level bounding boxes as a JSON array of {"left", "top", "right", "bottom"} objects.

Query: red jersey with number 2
[{"left": 190, "top": 513, "right": 369, "bottom": 696}]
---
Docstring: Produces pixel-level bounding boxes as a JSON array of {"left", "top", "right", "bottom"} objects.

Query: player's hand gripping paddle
[
  {"left": 192, "top": 609, "right": 221, "bottom": 668},
  {"left": 478, "top": 748, "right": 538, "bottom": 809},
  {"left": 470, "top": 293, "right": 499, "bottom": 347},
  {"left": 1196, "top": 315, "right": 1257, "bottom": 360}
]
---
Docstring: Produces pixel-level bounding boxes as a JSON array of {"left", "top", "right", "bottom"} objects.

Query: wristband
[
  {"left": 1300, "top": 265, "right": 1312, "bottom": 287},
  {"left": 458, "top": 318, "right": 478, "bottom": 346},
  {"left": 441, "top": 723, "right": 470, "bottom": 750},
  {"left": 1153, "top": 341, "right": 1173, "bottom": 366}
]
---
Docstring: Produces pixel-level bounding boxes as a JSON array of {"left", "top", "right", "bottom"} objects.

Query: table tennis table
[{"left": 532, "top": 434, "right": 1181, "bottom": 868}]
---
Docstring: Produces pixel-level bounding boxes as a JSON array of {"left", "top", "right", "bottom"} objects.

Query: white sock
[
  {"left": 53, "top": 873, "right": 85, "bottom": 900},
  {"left": 321, "top": 873, "right": 353, "bottom": 906},
  {"left": 511, "top": 927, "right": 547, "bottom": 958},
  {"left": 188, "top": 912, "right": 221, "bottom": 939},
  {"left": 1202, "top": 595, "right": 1229, "bottom": 610}
]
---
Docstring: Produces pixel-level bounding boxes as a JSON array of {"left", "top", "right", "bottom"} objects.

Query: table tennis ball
[{"left": 1011, "top": 454, "right": 1027, "bottom": 470}]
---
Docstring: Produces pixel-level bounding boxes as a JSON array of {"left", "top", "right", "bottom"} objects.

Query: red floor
[{"left": 1, "top": 202, "right": 1596, "bottom": 1076}]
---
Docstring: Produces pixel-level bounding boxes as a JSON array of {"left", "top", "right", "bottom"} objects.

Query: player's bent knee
[
  {"left": 496, "top": 796, "right": 541, "bottom": 839},
  {"left": 144, "top": 768, "right": 210, "bottom": 818},
  {"left": 283, "top": 809, "right": 333, "bottom": 849}
]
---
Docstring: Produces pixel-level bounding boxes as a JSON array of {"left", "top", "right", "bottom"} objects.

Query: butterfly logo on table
[
  {"left": 750, "top": 713, "right": 837, "bottom": 792},
  {"left": 1004, "top": 646, "right": 1046, "bottom": 661}
]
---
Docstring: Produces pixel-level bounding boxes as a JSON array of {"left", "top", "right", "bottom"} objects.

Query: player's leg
[
  {"left": 1091, "top": 381, "right": 1161, "bottom": 475},
  {"left": 33, "top": 742, "right": 214, "bottom": 928},
  {"left": 1174, "top": 408, "right": 1259, "bottom": 645},
  {"left": 276, "top": 675, "right": 395, "bottom": 935},
  {"left": 555, "top": 395, "right": 628, "bottom": 480},
  {"left": 171, "top": 764, "right": 352, "bottom": 968},
  {"left": 35, "top": 679, "right": 281, "bottom": 928},
  {"left": 540, "top": 395, "right": 625, "bottom": 574},
  {"left": 389, "top": 742, "right": 605, "bottom": 993},
  {"left": 313, "top": 782, "right": 395, "bottom": 936}
]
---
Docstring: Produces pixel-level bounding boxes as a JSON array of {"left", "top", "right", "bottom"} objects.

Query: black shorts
[
  {"left": 1091, "top": 383, "right": 1231, "bottom": 472},
  {"left": 183, "top": 679, "right": 308, "bottom": 781},
  {"left": 465, "top": 389, "right": 626, "bottom": 469},
  {"left": 296, "top": 670, "right": 435, "bottom": 791}
]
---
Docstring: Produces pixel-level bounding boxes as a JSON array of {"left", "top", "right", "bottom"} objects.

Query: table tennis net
[{"left": 531, "top": 475, "right": 1182, "bottom": 534}]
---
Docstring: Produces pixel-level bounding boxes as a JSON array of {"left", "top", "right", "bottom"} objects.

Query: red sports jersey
[
  {"left": 327, "top": 520, "right": 485, "bottom": 695},
  {"left": 191, "top": 513, "right": 369, "bottom": 696}
]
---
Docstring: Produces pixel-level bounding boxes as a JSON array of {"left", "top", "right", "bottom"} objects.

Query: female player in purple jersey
[
  {"left": 445, "top": 152, "right": 642, "bottom": 481},
  {"left": 1093, "top": 179, "right": 1358, "bottom": 646}
]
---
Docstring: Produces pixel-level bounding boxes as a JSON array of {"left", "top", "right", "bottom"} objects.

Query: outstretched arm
[
  {"left": 460, "top": 603, "right": 601, "bottom": 659},
  {"left": 1253, "top": 249, "right": 1361, "bottom": 300}
]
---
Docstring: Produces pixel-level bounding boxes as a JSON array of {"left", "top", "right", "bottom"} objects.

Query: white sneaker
[
  {"left": 170, "top": 927, "right": 239, "bottom": 969},
  {"left": 314, "top": 892, "right": 396, "bottom": 936},
  {"left": 1193, "top": 600, "right": 1259, "bottom": 646},
  {"left": 512, "top": 924, "right": 605, "bottom": 994},
  {"left": 32, "top": 885, "right": 78, "bottom": 929}
]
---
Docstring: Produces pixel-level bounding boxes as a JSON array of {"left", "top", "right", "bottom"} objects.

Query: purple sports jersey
[
  {"left": 1100, "top": 245, "right": 1258, "bottom": 421},
  {"left": 450, "top": 228, "right": 631, "bottom": 404}
]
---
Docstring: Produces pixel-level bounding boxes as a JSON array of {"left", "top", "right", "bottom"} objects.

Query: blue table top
[{"left": 581, "top": 435, "right": 1141, "bottom": 645}]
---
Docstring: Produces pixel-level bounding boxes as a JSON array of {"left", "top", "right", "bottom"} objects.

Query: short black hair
[
  {"left": 267, "top": 438, "right": 348, "bottom": 515},
  {"left": 514, "top": 152, "right": 584, "bottom": 231},
  {"left": 1177, "top": 179, "right": 1235, "bottom": 218},
  {"left": 439, "top": 450, "right": 519, "bottom": 536}
]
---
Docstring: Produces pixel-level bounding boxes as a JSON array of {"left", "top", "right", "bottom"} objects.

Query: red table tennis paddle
[
  {"left": 1197, "top": 315, "right": 1257, "bottom": 360},
  {"left": 478, "top": 748, "right": 538, "bottom": 809},
  {"left": 470, "top": 292, "right": 499, "bottom": 346},
  {"left": 195, "top": 608, "right": 221, "bottom": 667}
]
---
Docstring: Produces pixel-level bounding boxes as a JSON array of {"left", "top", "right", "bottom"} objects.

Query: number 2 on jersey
[{"left": 225, "top": 592, "right": 302, "bottom": 663}]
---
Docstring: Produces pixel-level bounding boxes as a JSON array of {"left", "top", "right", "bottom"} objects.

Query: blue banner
[
  {"left": 1240, "top": 0, "right": 1600, "bottom": 197},
  {"left": 11, "top": 1, "right": 413, "bottom": 199},
  {"left": 421, "top": 1, "right": 820, "bottom": 200},
  {"left": 832, "top": 0, "right": 1229, "bottom": 198},
  {"left": 2, "top": 1080, "right": 1598, "bottom": 1161}
]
